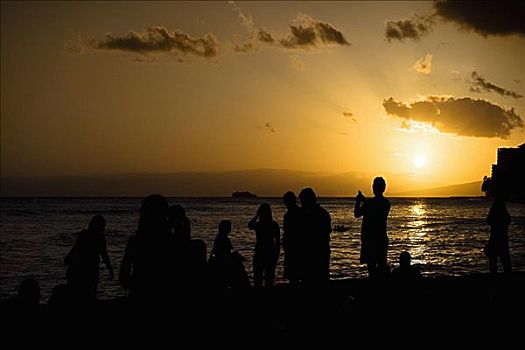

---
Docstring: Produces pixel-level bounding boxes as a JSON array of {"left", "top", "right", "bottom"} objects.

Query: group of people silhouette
[{"left": 6, "top": 176, "right": 515, "bottom": 310}]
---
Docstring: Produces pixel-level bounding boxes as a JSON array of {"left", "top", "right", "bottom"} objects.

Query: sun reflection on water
[{"left": 404, "top": 202, "right": 430, "bottom": 266}]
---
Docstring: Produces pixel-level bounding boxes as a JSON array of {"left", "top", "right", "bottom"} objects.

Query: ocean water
[{"left": 1, "top": 197, "right": 524, "bottom": 301}]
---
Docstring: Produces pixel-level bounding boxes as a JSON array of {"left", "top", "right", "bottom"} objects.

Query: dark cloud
[
  {"left": 258, "top": 29, "right": 275, "bottom": 43},
  {"left": 280, "top": 14, "right": 349, "bottom": 48},
  {"left": 383, "top": 96, "right": 524, "bottom": 139},
  {"left": 470, "top": 71, "right": 523, "bottom": 99},
  {"left": 434, "top": 1, "right": 525, "bottom": 37},
  {"left": 386, "top": 1, "right": 525, "bottom": 41},
  {"left": 93, "top": 26, "right": 220, "bottom": 58},
  {"left": 385, "top": 17, "right": 432, "bottom": 41}
]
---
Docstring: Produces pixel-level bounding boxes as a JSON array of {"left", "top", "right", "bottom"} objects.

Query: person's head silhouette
[
  {"left": 299, "top": 187, "right": 317, "bottom": 210},
  {"left": 168, "top": 205, "right": 186, "bottom": 224},
  {"left": 219, "top": 220, "right": 231, "bottom": 235},
  {"left": 257, "top": 203, "right": 273, "bottom": 222},
  {"left": 17, "top": 278, "right": 41, "bottom": 307},
  {"left": 372, "top": 177, "right": 386, "bottom": 196},
  {"left": 399, "top": 251, "right": 411, "bottom": 267},
  {"left": 138, "top": 194, "right": 169, "bottom": 236},
  {"left": 88, "top": 215, "right": 106, "bottom": 233},
  {"left": 283, "top": 191, "right": 297, "bottom": 209}
]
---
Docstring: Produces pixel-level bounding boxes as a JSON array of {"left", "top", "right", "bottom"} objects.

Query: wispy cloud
[
  {"left": 342, "top": 111, "right": 357, "bottom": 122},
  {"left": 413, "top": 53, "right": 432, "bottom": 75},
  {"left": 234, "top": 42, "right": 254, "bottom": 53},
  {"left": 228, "top": 1, "right": 254, "bottom": 34},
  {"left": 289, "top": 54, "right": 306, "bottom": 71},
  {"left": 258, "top": 122, "right": 276, "bottom": 133},
  {"left": 470, "top": 71, "right": 523, "bottom": 99}
]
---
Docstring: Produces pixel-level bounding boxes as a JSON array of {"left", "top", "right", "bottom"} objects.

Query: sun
[{"left": 414, "top": 154, "right": 427, "bottom": 168}]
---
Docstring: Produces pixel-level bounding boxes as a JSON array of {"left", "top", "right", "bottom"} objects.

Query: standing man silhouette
[
  {"left": 485, "top": 192, "right": 512, "bottom": 273},
  {"left": 354, "top": 177, "right": 390, "bottom": 278},
  {"left": 299, "top": 188, "right": 332, "bottom": 285}
]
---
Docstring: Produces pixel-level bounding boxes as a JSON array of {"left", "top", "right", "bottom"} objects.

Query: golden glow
[
  {"left": 411, "top": 203, "right": 426, "bottom": 217},
  {"left": 414, "top": 154, "right": 427, "bottom": 169},
  {"left": 1, "top": 2, "right": 523, "bottom": 196}
]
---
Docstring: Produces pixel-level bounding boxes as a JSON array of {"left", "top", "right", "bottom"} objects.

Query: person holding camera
[{"left": 354, "top": 177, "right": 391, "bottom": 278}]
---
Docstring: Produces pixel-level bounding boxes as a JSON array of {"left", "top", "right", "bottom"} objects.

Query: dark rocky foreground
[{"left": 3, "top": 273, "right": 524, "bottom": 340}]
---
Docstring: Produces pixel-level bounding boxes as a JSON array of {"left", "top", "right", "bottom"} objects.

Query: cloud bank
[
  {"left": 385, "top": 17, "right": 432, "bottom": 41},
  {"left": 383, "top": 96, "right": 524, "bottom": 139},
  {"left": 279, "top": 14, "right": 350, "bottom": 48},
  {"left": 386, "top": 1, "right": 525, "bottom": 41},
  {"left": 434, "top": 0, "right": 525, "bottom": 37},
  {"left": 93, "top": 26, "right": 220, "bottom": 58}
]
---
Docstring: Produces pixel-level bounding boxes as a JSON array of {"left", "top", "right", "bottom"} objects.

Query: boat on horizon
[{"left": 232, "top": 191, "right": 257, "bottom": 198}]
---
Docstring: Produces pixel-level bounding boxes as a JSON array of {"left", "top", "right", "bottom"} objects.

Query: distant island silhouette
[{"left": 0, "top": 169, "right": 486, "bottom": 197}]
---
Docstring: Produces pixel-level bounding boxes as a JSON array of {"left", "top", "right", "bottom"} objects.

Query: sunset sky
[{"left": 1, "top": 1, "right": 524, "bottom": 195}]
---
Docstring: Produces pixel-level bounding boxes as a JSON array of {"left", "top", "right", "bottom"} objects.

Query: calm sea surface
[{"left": 1, "top": 197, "right": 524, "bottom": 300}]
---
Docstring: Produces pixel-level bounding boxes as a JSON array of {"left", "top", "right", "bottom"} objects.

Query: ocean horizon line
[{"left": 0, "top": 195, "right": 488, "bottom": 200}]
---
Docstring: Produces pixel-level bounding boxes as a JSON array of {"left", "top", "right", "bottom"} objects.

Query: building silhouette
[{"left": 483, "top": 143, "right": 525, "bottom": 199}]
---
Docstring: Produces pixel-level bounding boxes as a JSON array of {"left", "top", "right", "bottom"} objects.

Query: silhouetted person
[
  {"left": 392, "top": 251, "right": 421, "bottom": 282},
  {"left": 119, "top": 194, "right": 172, "bottom": 301},
  {"left": 248, "top": 203, "right": 280, "bottom": 287},
  {"left": 211, "top": 220, "right": 250, "bottom": 289},
  {"left": 13, "top": 278, "right": 41, "bottom": 310},
  {"left": 168, "top": 204, "right": 207, "bottom": 291},
  {"left": 65, "top": 215, "right": 114, "bottom": 301},
  {"left": 211, "top": 220, "right": 234, "bottom": 288},
  {"left": 354, "top": 177, "right": 390, "bottom": 278},
  {"left": 282, "top": 191, "right": 305, "bottom": 286},
  {"left": 4, "top": 278, "right": 42, "bottom": 320},
  {"left": 485, "top": 193, "right": 512, "bottom": 273},
  {"left": 299, "top": 188, "right": 332, "bottom": 285},
  {"left": 169, "top": 204, "right": 191, "bottom": 243}
]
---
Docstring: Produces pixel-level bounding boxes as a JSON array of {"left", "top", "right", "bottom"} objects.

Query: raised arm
[
  {"left": 354, "top": 191, "right": 366, "bottom": 218},
  {"left": 248, "top": 215, "right": 258, "bottom": 230},
  {"left": 354, "top": 200, "right": 364, "bottom": 218}
]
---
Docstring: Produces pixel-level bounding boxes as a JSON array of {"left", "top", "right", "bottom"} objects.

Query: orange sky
[{"left": 1, "top": 1, "right": 524, "bottom": 195}]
